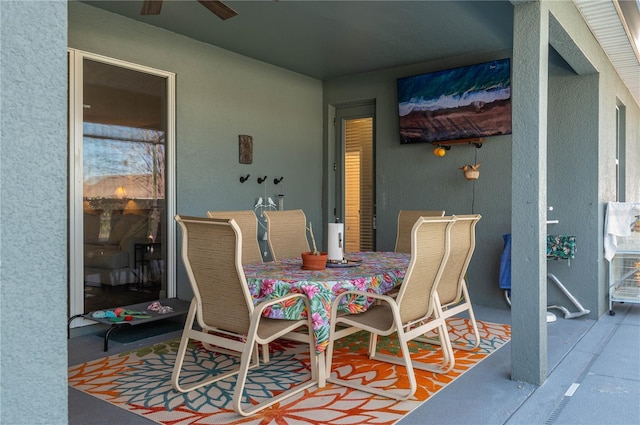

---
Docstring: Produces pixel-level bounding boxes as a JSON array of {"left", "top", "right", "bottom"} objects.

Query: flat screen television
[{"left": 398, "top": 58, "right": 512, "bottom": 144}]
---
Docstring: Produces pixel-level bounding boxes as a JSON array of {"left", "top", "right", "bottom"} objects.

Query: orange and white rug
[{"left": 69, "top": 318, "right": 510, "bottom": 424}]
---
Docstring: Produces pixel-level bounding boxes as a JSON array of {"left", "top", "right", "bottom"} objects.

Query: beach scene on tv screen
[{"left": 398, "top": 58, "right": 512, "bottom": 144}]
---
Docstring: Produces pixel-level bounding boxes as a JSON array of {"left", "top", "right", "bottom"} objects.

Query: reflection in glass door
[{"left": 69, "top": 51, "right": 175, "bottom": 318}]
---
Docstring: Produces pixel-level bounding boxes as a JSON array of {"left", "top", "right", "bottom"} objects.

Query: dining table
[
  {"left": 243, "top": 251, "right": 409, "bottom": 352},
  {"left": 244, "top": 250, "right": 409, "bottom": 387}
]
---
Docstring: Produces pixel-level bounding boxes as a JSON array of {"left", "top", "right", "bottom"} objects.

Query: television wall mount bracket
[{"left": 432, "top": 138, "right": 484, "bottom": 149}]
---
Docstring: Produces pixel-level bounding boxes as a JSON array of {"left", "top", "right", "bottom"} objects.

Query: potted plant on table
[{"left": 301, "top": 222, "right": 328, "bottom": 270}]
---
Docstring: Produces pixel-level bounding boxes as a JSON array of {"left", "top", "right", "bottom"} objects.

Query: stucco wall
[
  {"left": 546, "top": 0, "right": 640, "bottom": 316},
  {"left": 0, "top": 1, "right": 69, "bottom": 423},
  {"left": 68, "top": 1, "right": 324, "bottom": 300},
  {"left": 1, "top": 0, "right": 636, "bottom": 416},
  {"left": 68, "top": 0, "right": 638, "bottom": 315},
  {"left": 547, "top": 61, "right": 600, "bottom": 317},
  {"left": 323, "top": 51, "right": 514, "bottom": 309},
  {"left": 323, "top": 2, "right": 640, "bottom": 315}
]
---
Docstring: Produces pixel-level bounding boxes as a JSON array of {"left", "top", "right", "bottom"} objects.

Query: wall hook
[
  {"left": 257, "top": 176, "right": 267, "bottom": 184},
  {"left": 239, "top": 174, "right": 250, "bottom": 183},
  {"left": 274, "top": 177, "right": 284, "bottom": 185}
]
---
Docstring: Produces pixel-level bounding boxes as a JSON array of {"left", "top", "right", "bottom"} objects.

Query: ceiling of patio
[{"left": 81, "top": 0, "right": 639, "bottom": 105}]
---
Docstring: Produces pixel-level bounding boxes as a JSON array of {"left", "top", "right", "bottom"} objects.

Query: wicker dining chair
[
  {"left": 172, "top": 215, "right": 318, "bottom": 416},
  {"left": 207, "top": 210, "right": 263, "bottom": 265},
  {"left": 325, "top": 216, "right": 457, "bottom": 400},
  {"left": 394, "top": 209, "right": 446, "bottom": 253},
  {"left": 262, "top": 209, "right": 310, "bottom": 261},
  {"left": 418, "top": 214, "right": 482, "bottom": 351}
]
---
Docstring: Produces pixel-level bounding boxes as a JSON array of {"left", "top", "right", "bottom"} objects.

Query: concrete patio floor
[{"left": 68, "top": 302, "right": 640, "bottom": 425}]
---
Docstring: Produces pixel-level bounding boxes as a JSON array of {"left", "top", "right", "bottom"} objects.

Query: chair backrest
[
  {"left": 437, "top": 214, "right": 481, "bottom": 306},
  {"left": 175, "top": 215, "right": 253, "bottom": 335},
  {"left": 207, "top": 210, "right": 263, "bottom": 265},
  {"left": 396, "top": 216, "right": 456, "bottom": 325},
  {"left": 262, "top": 209, "right": 310, "bottom": 261},
  {"left": 395, "top": 210, "right": 446, "bottom": 253}
]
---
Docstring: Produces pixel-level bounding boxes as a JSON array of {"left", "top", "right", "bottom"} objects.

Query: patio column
[
  {"left": 511, "top": 1, "right": 549, "bottom": 385},
  {"left": 0, "top": 1, "right": 69, "bottom": 423}
]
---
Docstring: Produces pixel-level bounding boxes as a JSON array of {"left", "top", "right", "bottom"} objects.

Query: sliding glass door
[{"left": 69, "top": 50, "right": 175, "bottom": 320}]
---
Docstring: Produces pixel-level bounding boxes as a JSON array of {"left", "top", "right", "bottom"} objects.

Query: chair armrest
[
  {"left": 334, "top": 289, "right": 396, "bottom": 305},
  {"left": 250, "top": 293, "right": 315, "bottom": 344},
  {"left": 253, "top": 293, "right": 311, "bottom": 317},
  {"left": 331, "top": 289, "right": 397, "bottom": 317}
]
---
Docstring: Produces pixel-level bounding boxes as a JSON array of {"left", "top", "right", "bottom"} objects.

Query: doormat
[{"left": 69, "top": 318, "right": 510, "bottom": 424}]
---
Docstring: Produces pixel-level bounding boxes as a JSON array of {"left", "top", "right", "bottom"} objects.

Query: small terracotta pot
[{"left": 301, "top": 251, "right": 328, "bottom": 270}]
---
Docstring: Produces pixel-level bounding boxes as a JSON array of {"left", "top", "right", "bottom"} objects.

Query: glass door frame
[{"left": 68, "top": 49, "right": 177, "bottom": 321}]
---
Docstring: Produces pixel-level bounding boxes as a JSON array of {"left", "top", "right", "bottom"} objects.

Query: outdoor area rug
[{"left": 69, "top": 318, "right": 510, "bottom": 425}]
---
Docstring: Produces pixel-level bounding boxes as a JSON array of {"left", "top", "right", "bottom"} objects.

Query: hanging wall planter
[{"left": 460, "top": 163, "right": 481, "bottom": 180}]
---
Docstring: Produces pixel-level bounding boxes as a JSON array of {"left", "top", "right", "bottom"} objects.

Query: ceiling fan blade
[
  {"left": 198, "top": 0, "right": 238, "bottom": 20},
  {"left": 141, "top": 0, "right": 163, "bottom": 15}
]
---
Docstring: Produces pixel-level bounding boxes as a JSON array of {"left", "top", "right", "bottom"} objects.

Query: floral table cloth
[{"left": 244, "top": 251, "right": 409, "bottom": 353}]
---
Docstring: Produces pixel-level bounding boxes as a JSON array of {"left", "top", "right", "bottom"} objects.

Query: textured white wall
[{"left": 0, "top": 1, "right": 69, "bottom": 423}]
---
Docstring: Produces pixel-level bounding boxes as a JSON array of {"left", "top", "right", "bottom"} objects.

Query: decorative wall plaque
[{"left": 239, "top": 135, "right": 253, "bottom": 164}]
